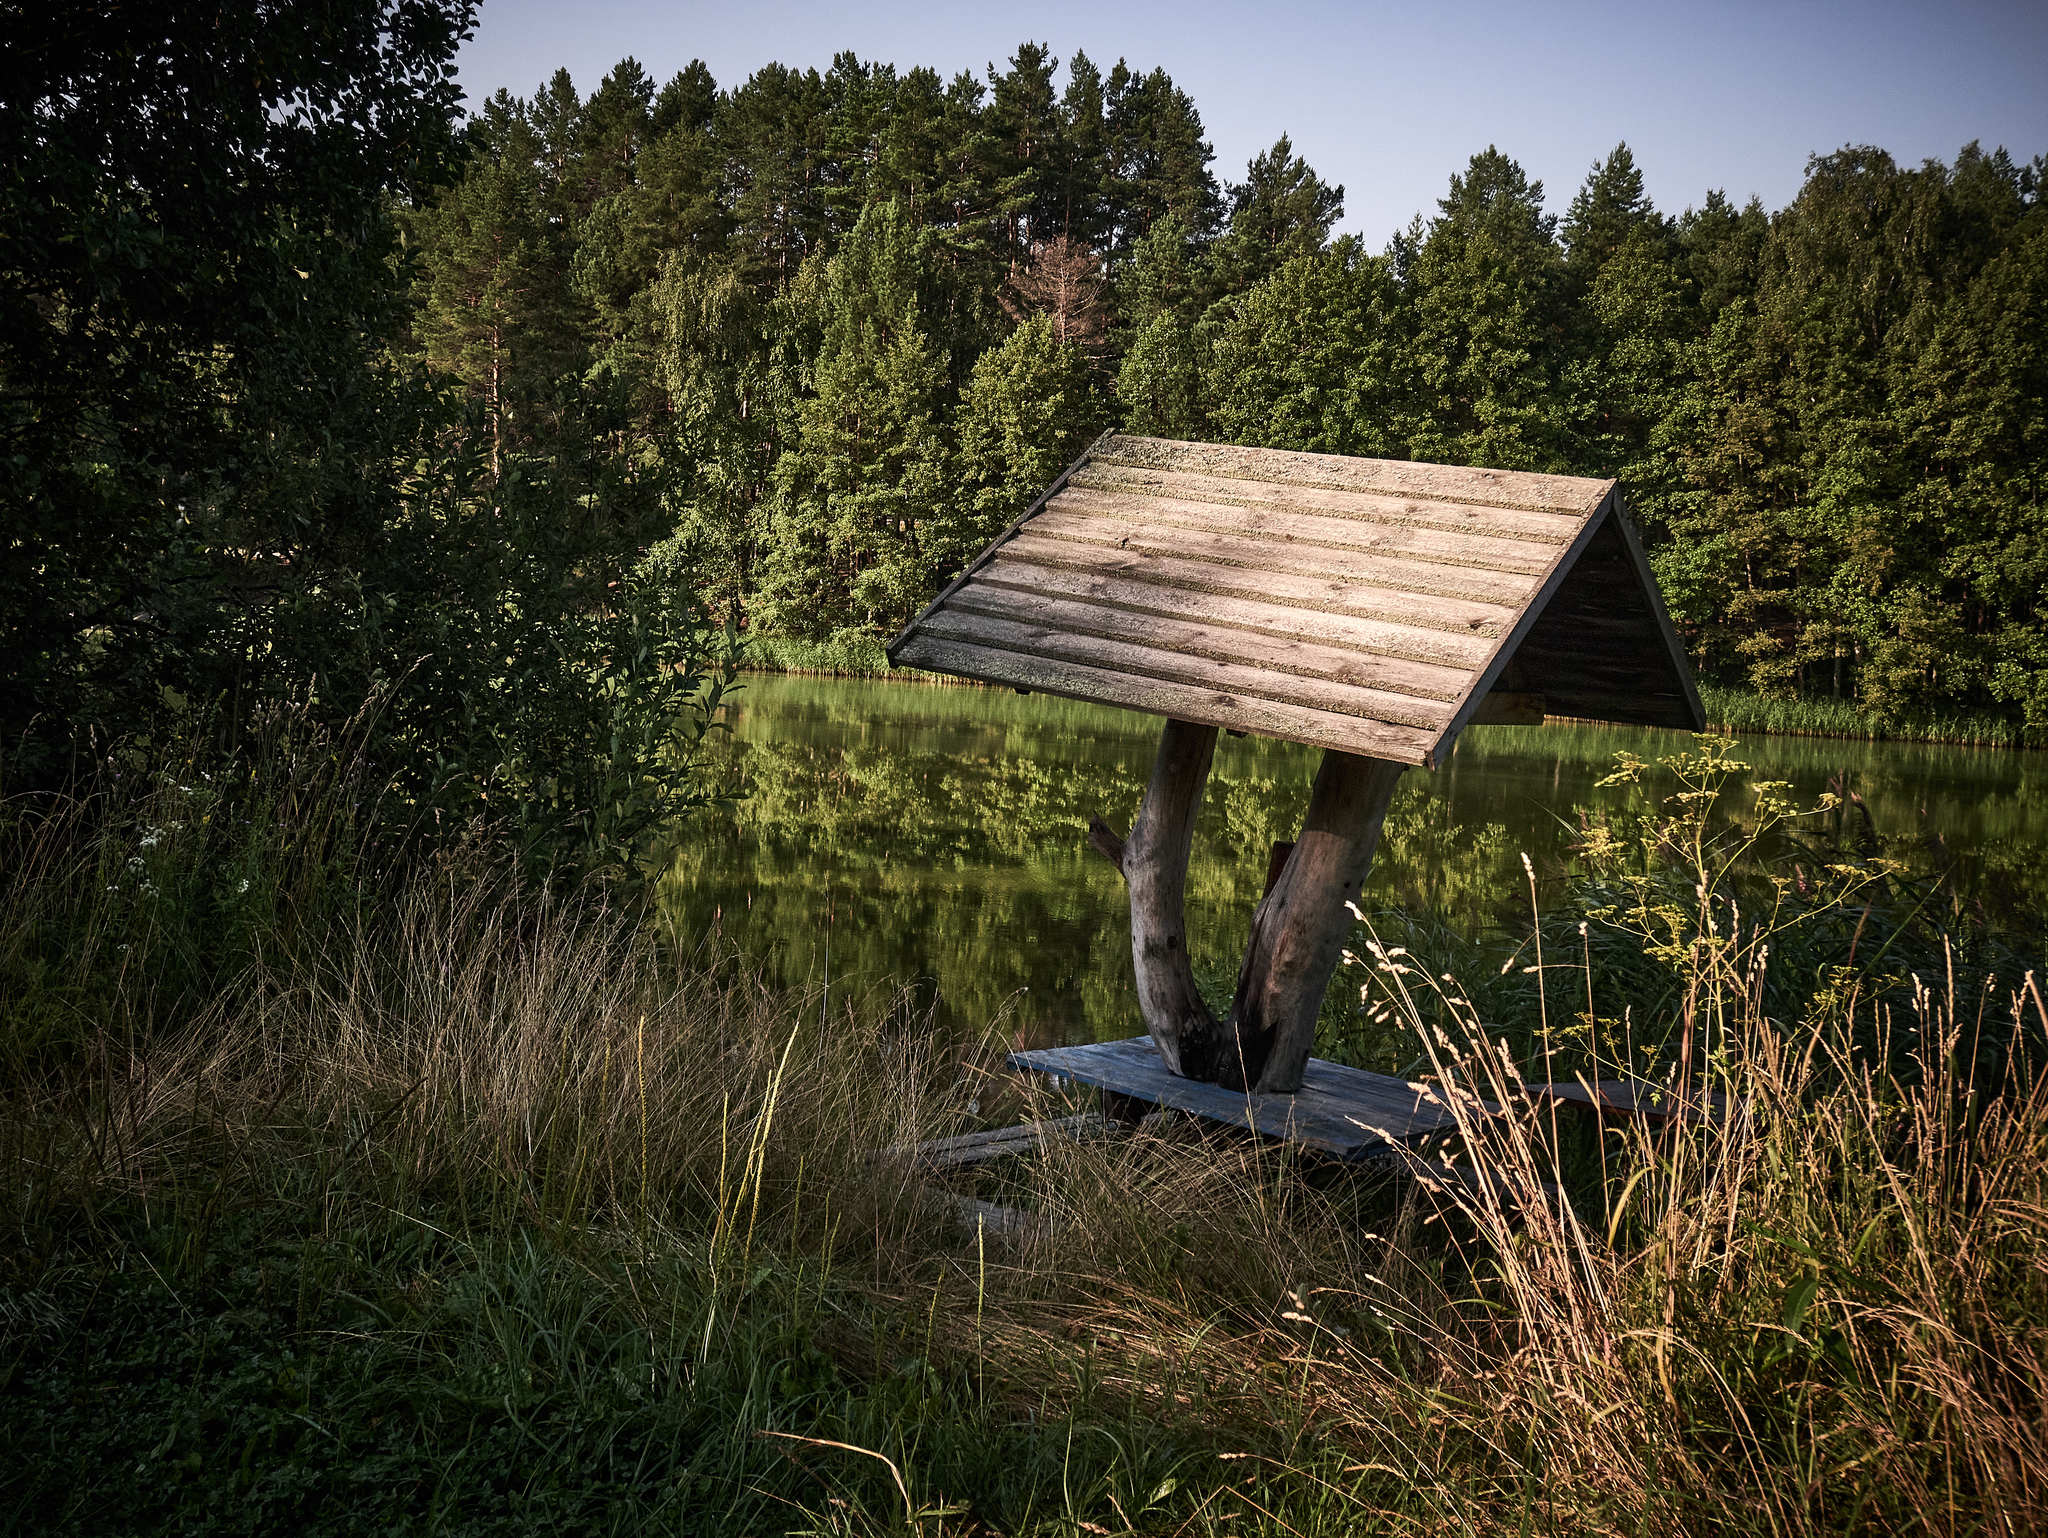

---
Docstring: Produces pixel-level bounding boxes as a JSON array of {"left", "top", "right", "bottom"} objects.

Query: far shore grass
[{"left": 741, "top": 632, "right": 2042, "bottom": 749}]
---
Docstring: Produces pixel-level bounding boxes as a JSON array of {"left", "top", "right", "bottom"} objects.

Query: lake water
[{"left": 655, "top": 674, "right": 2047, "bottom": 1046}]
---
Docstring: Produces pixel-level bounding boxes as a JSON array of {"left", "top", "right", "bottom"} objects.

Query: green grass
[
  {"left": 4, "top": 733, "right": 2047, "bottom": 1534},
  {"left": 741, "top": 630, "right": 906, "bottom": 679},
  {"left": 1700, "top": 684, "right": 2039, "bottom": 748}
]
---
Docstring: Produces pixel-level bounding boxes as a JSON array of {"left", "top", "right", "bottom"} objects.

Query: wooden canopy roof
[{"left": 886, "top": 433, "right": 1704, "bottom": 768}]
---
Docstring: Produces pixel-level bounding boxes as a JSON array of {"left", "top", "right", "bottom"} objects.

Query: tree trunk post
[
  {"left": 1088, "top": 717, "right": 1229, "bottom": 1079},
  {"left": 1222, "top": 751, "right": 1406, "bottom": 1094}
]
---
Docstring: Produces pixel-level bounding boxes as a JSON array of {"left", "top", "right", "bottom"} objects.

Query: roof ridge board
[
  {"left": 1029, "top": 503, "right": 1544, "bottom": 600},
  {"left": 1070, "top": 464, "right": 1579, "bottom": 546},
  {"left": 1097, "top": 435, "right": 1614, "bottom": 518},
  {"left": 1054, "top": 483, "right": 1562, "bottom": 572},
  {"left": 940, "top": 589, "right": 1470, "bottom": 707},
  {"left": 997, "top": 536, "right": 1516, "bottom": 643},
  {"left": 918, "top": 610, "right": 1454, "bottom": 731},
  {"left": 971, "top": 565, "right": 1489, "bottom": 677}
]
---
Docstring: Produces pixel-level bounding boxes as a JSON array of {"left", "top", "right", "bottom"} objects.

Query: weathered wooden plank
[
  {"left": 1087, "top": 438, "right": 1608, "bottom": 521},
  {"left": 890, "top": 1114, "right": 1105, "bottom": 1170},
  {"left": 1000, "top": 532, "right": 1516, "bottom": 647},
  {"left": 944, "top": 1194, "right": 1049, "bottom": 1242},
  {"left": 977, "top": 556, "right": 1494, "bottom": 674},
  {"left": 1527, "top": 1079, "right": 1744, "bottom": 1128},
  {"left": 1009, "top": 1036, "right": 1464, "bottom": 1160},
  {"left": 1069, "top": 463, "right": 1587, "bottom": 548},
  {"left": 1029, "top": 503, "right": 1541, "bottom": 610},
  {"left": 920, "top": 607, "right": 1457, "bottom": 730},
  {"left": 1046, "top": 486, "right": 1557, "bottom": 585},
  {"left": 891, "top": 635, "right": 1442, "bottom": 764},
  {"left": 946, "top": 585, "right": 1473, "bottom": 703}
]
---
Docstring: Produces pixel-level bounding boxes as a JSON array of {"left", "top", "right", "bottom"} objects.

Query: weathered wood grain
[
  {"left": 892, "top": 432, "right": 1701, "bottom": 793},
  {"left": 892, "top": 634, "right": 1442, "bottom": 762},
  {"left": 1224, "top": 751, "right": 1407, "bottom": 1094},
  {"left": 1047, "top": 485, "right": 1558, "bottom": 583},
  {"left": 889, "top": 1114, "right": 1105, "bottom": 1170},
  {"left": 919, "top": 607, "right": 1456, "bottom": 730},
  {"left": 946, "top": 584, "right": 1472, "bottom": 703},
  {"left": 1027, "top": 503, "right": 1541, "bottom": 610},
  {"left": 1068, "top": 462, "right": 1587, "bottom": 547},
  {"left": 998, "top": 534, "right": 1512, "bottom": 653},
  {"left": 976, "top": 558, "right": 1494, "bottom": 676},
  {"left": 1112, "top": 719, "right": 1232, "bottom": 1077},
  {"left": 1008, "top": 1036, "right": 1463, "bottom": 1160},
  {"left": 1091, "top": 436, "right": 1611, "bottom": 518}
]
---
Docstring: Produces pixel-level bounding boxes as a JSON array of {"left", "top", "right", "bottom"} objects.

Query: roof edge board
[
  {"left": 1428, "top": 487, "right": 1620, "bottom": 768},
  {"left": 1608, "top": 490, "right": 1707, "bottom": 732},
  {"left": 885, "top": 426, "right": 1115, "bottom": 663}
]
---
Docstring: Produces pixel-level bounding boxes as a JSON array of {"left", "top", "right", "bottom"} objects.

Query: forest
[{"left": 407, "top": 47, "right": 2048, "bottom": 728}]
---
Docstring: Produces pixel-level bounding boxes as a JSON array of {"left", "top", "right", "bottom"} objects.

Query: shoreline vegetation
[
  {"left": 7, "top": 10, "right": 2046, "bottom": 1534},
  {"left": 3, "top": 729, "right": 2044, "bottom": 1533},
  {"left": 740, "top": 634, "right": 2044, "bottom": 749}
]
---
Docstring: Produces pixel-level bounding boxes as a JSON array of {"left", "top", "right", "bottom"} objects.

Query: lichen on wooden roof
[{"left": 887, "top": 433, "right": 1703, "bottom": 768}]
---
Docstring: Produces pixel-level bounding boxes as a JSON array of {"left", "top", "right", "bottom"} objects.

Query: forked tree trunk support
[
  {"left": 1090, "top": 718, "right": 1406, "bottom": 1095},
  {"left": 1087, "top": 718, "right": 1231, "bottom": 1080},
  {"left": 1222, "top": 750, "right": 1405, "bottom": 1092}
]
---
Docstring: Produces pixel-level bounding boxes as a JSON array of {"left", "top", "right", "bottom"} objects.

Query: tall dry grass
[{"left": 3, "top": 733, "right": 2046, "bottom": 1534}]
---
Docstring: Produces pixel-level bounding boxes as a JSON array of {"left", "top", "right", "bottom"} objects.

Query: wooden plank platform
[
  {"left": 1528, "top": 1078, "right": 1745, "bottom": 1128},
  {"left": 888, "top": 1114, "right": 1105, "bottom": 1171},
  {"left": 1008, "top": 1036, "right": 1463, "bottom": 1161}
]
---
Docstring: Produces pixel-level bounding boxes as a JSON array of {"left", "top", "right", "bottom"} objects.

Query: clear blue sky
[{"left": 455, "top": 0, "right": 2048, "bottom": 244}]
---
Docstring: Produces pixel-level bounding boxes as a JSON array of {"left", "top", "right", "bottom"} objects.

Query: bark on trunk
[
  {"left": 1087, "top": 718, "right": 1231, "bottom": 1079},
  {"left": 1221, "top": 752, "right": 1406, "bottom": 1094},
  {"left": 1090, "top": 729, "right": 1405, "bottom": 1096}
]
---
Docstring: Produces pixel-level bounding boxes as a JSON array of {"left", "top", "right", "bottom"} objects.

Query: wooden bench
[{"left": 1006, "top": 1035, "right": 1469, "bottom": 1161}]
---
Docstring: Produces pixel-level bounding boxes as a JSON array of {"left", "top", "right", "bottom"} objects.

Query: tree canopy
[{"left": 10, "top": 21, "right": 2045, "bottom": 756}]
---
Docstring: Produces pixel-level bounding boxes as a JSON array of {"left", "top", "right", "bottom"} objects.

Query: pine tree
[
  {"left": 1102, "top": 62, "right": 1223, "bottom": 265},
  {"left": 761, "top": 202, "right": 954, "bottom": 634},
  {"left": 409, "top": 149, "right": 583, "bottom": 481},
  {"left": 1000, "top": 235, "right": 1109, "bottom": 350},
  {"left": 1562, "top": 143, "right": 1667, "bottom": 285},
  {"left": 1052, "top": 51, "right": 1109, "bottom": 250},
  {"left": 949, "top": 316, "right": 1102, "bottom": 569},
  {"left": 985, "top": 42, "right": 1062, "bottom": 259},
  {"left": 1214, "top": 134, "right": 1344, "bottom": 289},
  {"left": 1113, "top": 214, "right": 1214, "bottom": 437},
  {"left": 723, "top": 64, "right": 834, "bottom": 284},
  {"left": 1207, "top": 243, "right": 1404, "bottom": 456},
  {"left": 1402, "top": 148, "right": 1570, "bottom": 470}
]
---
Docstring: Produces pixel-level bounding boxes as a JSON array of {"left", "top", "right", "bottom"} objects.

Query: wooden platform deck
[
  {"left": 1529, "top": 1077, "right": 1745, "bottom": 1128},
  {"left": 1008, "top": 1036, "right": 1463, "bottom": 1161}
]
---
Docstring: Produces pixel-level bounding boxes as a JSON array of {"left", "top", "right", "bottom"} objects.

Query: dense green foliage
[
  {"left": 401, "top": 51, "right": 2046, "bottom": 731},
  {"left": 2, "top": 2, "right": 735, "bottom": 869}
]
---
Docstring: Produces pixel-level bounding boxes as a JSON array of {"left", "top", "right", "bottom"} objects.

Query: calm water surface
[{"left": 655, "top": 675, "right": 2048, "bottom": 1045}]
